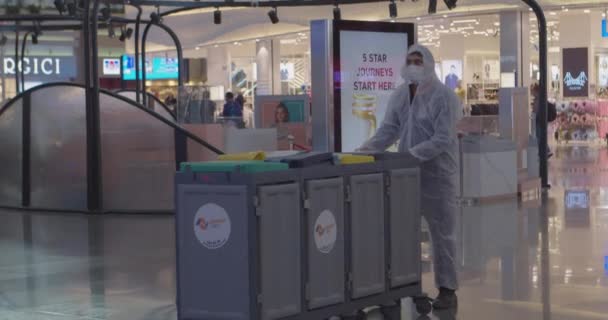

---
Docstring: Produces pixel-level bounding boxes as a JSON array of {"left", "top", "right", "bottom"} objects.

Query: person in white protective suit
[{"left": 359, "top": 44, "right": 460, "bottom": 310}]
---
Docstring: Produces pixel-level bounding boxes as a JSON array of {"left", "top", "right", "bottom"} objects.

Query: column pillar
[
  {"left": 74, "top": 31, "right": 87, "bottom": 83},
  {"left": 207, "top": 46, "right": 231, "bottom": 91},
  {"left": 256, "top": 39, "right": 281, "bottom": 95},
  {"left": 500, "top": 11, "right": 530, "bottom": 87}
]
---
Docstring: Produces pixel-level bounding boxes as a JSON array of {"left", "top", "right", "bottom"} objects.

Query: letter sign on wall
[{"left": 562, "top": 47, "right": 589, "bottom": 98}]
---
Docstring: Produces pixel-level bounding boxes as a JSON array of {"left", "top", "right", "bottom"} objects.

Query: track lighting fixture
[
  {"left": 0, "top": 34, "right": 7, "bottom": 46},
  {"left": 428, "top": 0, "right": 437, "bottom": 14},
  {"left": 66, "top": 1, "right": 77, "bottom": 16},
  {"left": 53, "top": 0, "right": 65, "bottom": 15},
  {"left": 119, "top": 27, "right": 133, "bottom": 42},
  {"left": 389, "top": 0, "right": 397, "bottom": 19},
  {"left": 100, "top": 7, "right": 111, "bottom": 21},
  {"left": 214, "top": 7, "right": 221, "bottom": 25},
  {"left": 268, "top": 7, "right": 279, "bottom": 24},
  {"left": 443, "top": 0, "right": 457, "bottom": 10},
  {"left": 32, "top": 33, "right": 38, "bottom": 45},
  {"left": 108, "top": 23, "right": 115, "bottom": 38},
  {"left": 150, "top": 12, "right": 161, "bottom": 24},
  {"left": 33, "top": 21, "right": 42, "bottom": 37},
  {"left": 333, "top": 4, "right": 341, "bottom": 21}
]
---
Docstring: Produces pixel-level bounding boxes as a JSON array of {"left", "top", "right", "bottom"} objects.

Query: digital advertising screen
[
  {"left": 563, "top": 47, "right": 589, "bottom": 98},
  {"left": 122, "top": 55, "right": 178, "bottom": 80},
  {"left": 334, "top": 20, "right": 414, "bottom": 152}
]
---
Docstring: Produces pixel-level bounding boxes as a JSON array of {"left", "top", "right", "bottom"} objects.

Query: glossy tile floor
[{"left": 1, "top": 145, "right": 607, "bottom": 320}]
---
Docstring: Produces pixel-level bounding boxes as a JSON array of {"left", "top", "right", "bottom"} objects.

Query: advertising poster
[
  {"left": 482, "top": 59, "right": 500, "bottom": 82},
  {"left": 563, "top": 47, "right": 589, "bottom": 98},
  {"left": 336, "top": 22, "right": 412, "bottom": 152},
  {"left": 442, "top": 60, "right": 463, "bottom": 90},
  {"left": 280, "top": 62, "right": 295, "bottom": 81},
  {"left": 598, "top": 55, "right": 608, "bottom": 88},
  {"left": 255, "top": 95, "right": 310, "bottom": 150},
  {"left": 103, "top": 58, "right": 121, "bottom": 75}
]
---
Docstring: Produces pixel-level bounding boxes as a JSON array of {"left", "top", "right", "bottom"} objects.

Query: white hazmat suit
[{"left": 360, "top": 44, "right": 459, "bottom": 290}]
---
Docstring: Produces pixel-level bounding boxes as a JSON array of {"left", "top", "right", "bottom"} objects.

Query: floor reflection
[{"left": 1, "top": 145, "right": 608, "bottom": 319}]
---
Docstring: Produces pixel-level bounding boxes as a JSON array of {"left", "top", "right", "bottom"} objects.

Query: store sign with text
[
  {"left": 602, "top": 19, "right": 608, "bottom": 38},
  {"left": 562, "top": 47, "right": 589, "bottom": 98},
  {"left": 334, "top": 20, "right": 414, "bottom": 152},
  {"left": 1, "top": 57, "right": 76, "bottom": 80}
]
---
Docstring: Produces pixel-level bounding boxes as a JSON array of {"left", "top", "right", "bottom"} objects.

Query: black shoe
[{"left": 432, "top": 288, "right": 458, "bottom": 310}]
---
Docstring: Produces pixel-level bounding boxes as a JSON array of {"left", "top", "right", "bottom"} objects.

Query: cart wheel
[
  {"left": 414, "top": 296, "right": 433, "bottom": 316},
  {"left": 380, "top": 304, "right": 401, "bottom": 320}
]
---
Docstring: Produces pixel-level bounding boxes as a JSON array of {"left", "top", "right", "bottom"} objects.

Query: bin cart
[
  {"left": 175, "top": 161, "right": 303, "bottom": 320},
  {"left": 174, "top": 154, "right": 428, "bottom": 320}
]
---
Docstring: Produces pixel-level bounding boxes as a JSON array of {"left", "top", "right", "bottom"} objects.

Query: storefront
[{"left": 132, "top": 2, "right": 608, "bottom": 144}]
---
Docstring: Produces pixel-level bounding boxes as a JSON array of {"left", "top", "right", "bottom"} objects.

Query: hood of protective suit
[{"left": 400, "top": 44, "right": 440, "bottom": 88}]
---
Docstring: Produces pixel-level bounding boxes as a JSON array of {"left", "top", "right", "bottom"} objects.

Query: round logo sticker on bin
[
  {"left": 314, "top": 209, "right": 337, "bottom": 254},
  {"left": 193, "top": 203, "right": 231, "bottom": 250}
]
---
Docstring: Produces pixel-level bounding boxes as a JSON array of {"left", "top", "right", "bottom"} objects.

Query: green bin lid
[{"left": 180, "top": 161, "right": 289, "bottom": 173}]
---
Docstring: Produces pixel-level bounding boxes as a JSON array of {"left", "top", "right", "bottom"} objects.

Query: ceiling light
[
  {"left": 268, "top": 7, "right": 279, "bottom": 24},
  {"left": 214, "top": 8, "right": 221, "bottom": 24},
  {"left": 108, "top": 23, "right": 115, "bottom": 38},
  {"left": 214, "top": 44, "right": 219, "bottom": 48},
  {"left": 451, "top": 19, "right": 478, "bottom": 24},
  {"left": 66, "top": 2, "right": 76, "bottom": 15},
  {"left": 416, "top": 17, "right": 421, "bottom": 21},
  {"left": 584, "top": 9, "right": 591, "bottom": 14},
  {"left": 443, "top": 14, "right": 448, "bottom": 18},
  {"left": 53, "top": 0, "right": 65, "bottom": 15},
  {"left": 550, "top": 11, "right": 557, "bottom": 16},
  {"left": 494, "top": 22, "right": 500, "bottom": 26},
  {"left": 150, "top": 12, "right": 161, "bottom": 24},
  {"left": 195, "top": 46, "right": 200, "bottom": 50},
  {"left": 100, "top": 6, "right": 111, "bottom": 21},
  {"left": 443, "top": 0, "right": 457, "bottom": 10},
  {"left": 333, "top": 4, "right": 341, "bottom": 21},
  {"left": 33, "top": 21, "right": 42, "bottom": 36},
  {"left": 389, "top": 0, "right": 397, "bottom": 19},
  {"left": 428, "top": 0, "right": 437, "bottom": 14},
  {"left": 119, "top": 27, "right": 133, "bottom": 42}
]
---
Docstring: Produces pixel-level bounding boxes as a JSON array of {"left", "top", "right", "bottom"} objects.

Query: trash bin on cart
[
  {"left": 174, "top": 153, "right": 427, "bottom": 320},
  {"left": 366, "top": 152, "right": 422, "bottom": 289},
  {"left": 175, "top": 161, "right": 302, "bottom": 320}
]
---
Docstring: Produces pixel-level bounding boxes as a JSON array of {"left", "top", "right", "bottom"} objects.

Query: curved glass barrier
[
  {"left": 100, "top": 92, "right": 176, "bottom": 212},
  {"left": 116, "top": 90, "right": 175, "bottom": 122},
  {"left": 30, "top": 86, "right": 88, "bottom": 210},
  {"left": 0, "top": 83, "right": 222, "bottom": 212},
  {"left": 0, "top": 102, "right": 22, "bottom": 206}
]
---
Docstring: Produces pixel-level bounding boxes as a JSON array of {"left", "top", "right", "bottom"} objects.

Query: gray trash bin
[
  {"left": 175, "top": 161, "right": 302, "bottom": 320},
  {"left": 299, "top": 165, "right": 346, "bottom": 310},
  {"left": 367, "top": 152, "right": 422, "bottom": 289},
  {"left": 341, "top": 162, "right": 387, "bottom": 299}
]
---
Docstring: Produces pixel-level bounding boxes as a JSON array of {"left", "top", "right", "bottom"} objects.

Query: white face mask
[{"left": 406, "top": 65, "right": 425, "bottom": 83}]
